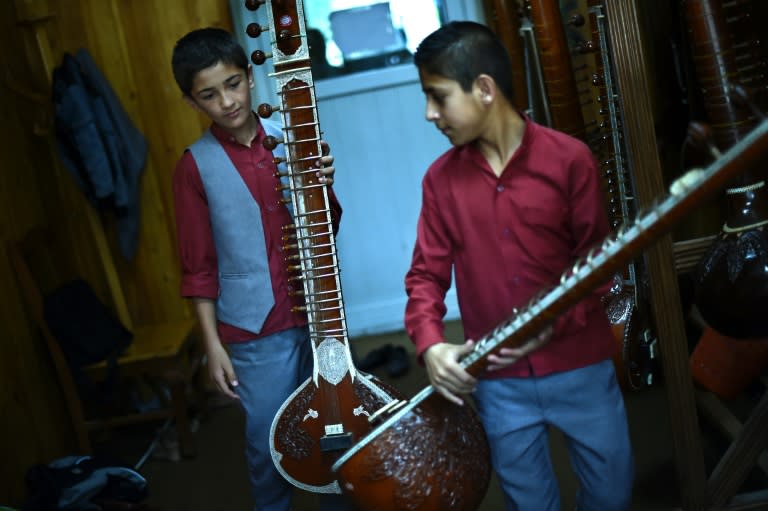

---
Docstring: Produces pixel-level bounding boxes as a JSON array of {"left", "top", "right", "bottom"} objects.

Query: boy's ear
[
  {"left": 247, "top": 64, "right": 255, "bottom": 89},
  {"left": 475, "top": 74, "right": 496, "bottom": 104}
]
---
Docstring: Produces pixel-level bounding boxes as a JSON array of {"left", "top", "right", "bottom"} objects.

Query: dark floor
[{"left": 92, "top": 321, "right": 749, "bottom": 511}]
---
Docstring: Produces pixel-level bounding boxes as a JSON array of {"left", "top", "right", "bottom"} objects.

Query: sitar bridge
[{"left": 320, "top": 431, "right": 353, "bottom": 452}]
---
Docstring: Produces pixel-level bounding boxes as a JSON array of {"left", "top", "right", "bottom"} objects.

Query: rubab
[{"left": 243, "top": 0, "right": 402, "bottom": 495}]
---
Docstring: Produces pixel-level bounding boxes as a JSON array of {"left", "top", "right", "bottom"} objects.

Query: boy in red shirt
[{"left": 405, "top": 21, "right": 634, "bottom": 510}]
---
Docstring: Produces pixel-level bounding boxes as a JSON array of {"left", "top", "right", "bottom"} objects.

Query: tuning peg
[
  {"left": 247, "top": 23, "right": 268, "bottom": 38},
  {"left": 569, "top": 13, "right": 585, "bottom": 27},
  {"left": 262, "top": 135, "right": 283, "bottom": 151},
  {"left": 258, "top": 103, "right": 281, "bottom": 118},
  {"left": 244, "top": 0, "right": 266, "bottom": 11},
  {"left": 574, "top": 40, "right": 596, "bottom": 54},
  {"left": 251, "top": 50, "right": 273, "bottom": 66}
]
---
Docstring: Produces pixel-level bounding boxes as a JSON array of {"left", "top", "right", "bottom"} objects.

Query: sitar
[
  {"left": 581, "top": 0, "right": 658, "bottom": 390},
  {"left": 332, "top": 118, "right": 768, "bottom": 511},
  {"left": 682, "top": 0, "right": 768, "bottom": 339},
  {"left": 243, "top": 0, "right": 402, "bottom": 494},
  {"left": 523, "top": 0, "right": 659, "bottom": 389}
]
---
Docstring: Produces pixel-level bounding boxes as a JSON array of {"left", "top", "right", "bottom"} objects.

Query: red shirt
[
  {"left": 405, "top": 118, "right": 616, "bottom": 378},
  {"left": 173, "top": 120, "right": 342, "bottom": 343}
]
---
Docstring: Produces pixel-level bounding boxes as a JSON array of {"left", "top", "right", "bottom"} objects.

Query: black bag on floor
[{"left": 23, "top": 455, "right": 148, "bottom": 511}]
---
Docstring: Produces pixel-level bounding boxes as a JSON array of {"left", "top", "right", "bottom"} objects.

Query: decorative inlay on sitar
[
  {"left": 244, "top": 0, "right": 402, "bottom": 494},
  {"left": 333, "top": 119, "right": 768, "bottom": 511}
]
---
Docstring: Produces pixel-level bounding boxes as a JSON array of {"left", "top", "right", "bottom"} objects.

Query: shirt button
[
  {"left": 503, "top": 227, "right": 511, "bottom": 237},
  {"left": 496, "top": 184, "right": 504, "bottom": 192}
]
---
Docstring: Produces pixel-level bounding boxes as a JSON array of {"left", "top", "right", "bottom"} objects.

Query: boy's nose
[
  {"left": 221, "top": 92, "right": 235, "bottom": 108},
  {"left": 425, "top": 106, "right": 439, "bottom": 122}
]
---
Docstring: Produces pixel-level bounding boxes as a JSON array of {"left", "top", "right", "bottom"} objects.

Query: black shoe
[
  {"left": 357, "top": 344, "right": 394, "bottom": 371},
  {"left": 386, "top": 346, "right": 411, "bottom": 378}
]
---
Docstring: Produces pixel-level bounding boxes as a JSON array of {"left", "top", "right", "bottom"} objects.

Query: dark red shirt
[
  {"left": 173, "top": 120, "right": 342, "bottom": 343},
  {"left": 405, "top": 118, "right": 616, "bottom": 378}
]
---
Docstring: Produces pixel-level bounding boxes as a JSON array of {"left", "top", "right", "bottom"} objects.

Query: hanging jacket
[{"left": 52, "top": 48, "right": 147, "bottom": 259}]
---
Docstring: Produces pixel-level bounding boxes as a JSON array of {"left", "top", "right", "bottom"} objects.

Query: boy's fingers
[
  {"left": 212, "top": 370, "right": 239, "bottom": 399},
  {"left": 436, "top": 386, "right": 465, "bottom": 406}
]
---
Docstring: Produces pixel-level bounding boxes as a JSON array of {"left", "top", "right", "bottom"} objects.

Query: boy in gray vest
[{"left": 171, "top": 28, "right": 345, "bottom": 511}]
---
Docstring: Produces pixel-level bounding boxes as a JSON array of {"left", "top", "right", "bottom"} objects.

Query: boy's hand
[
  {"left": 206, "top": 342, "right": 240, "bottom": 400},
  {"left": 423, "top": 340, "right": 477, "bottom": 405},
  {"left": 486, "top": 326, "right": 553, "bottom": 371},
  {"left": 316, "top": 139, "right": 335, "bottom": 185}
]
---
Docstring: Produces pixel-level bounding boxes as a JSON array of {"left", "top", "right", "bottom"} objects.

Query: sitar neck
[{"left": 254, "top": 0, "right": 349, "bottom": 350}]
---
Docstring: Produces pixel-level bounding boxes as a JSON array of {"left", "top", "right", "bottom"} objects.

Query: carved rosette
[{"left": 275, "top": 384, "right": 316, "bottom": 459}]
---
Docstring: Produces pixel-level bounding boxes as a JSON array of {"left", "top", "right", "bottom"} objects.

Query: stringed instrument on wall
[
  {"left": 579, "top": 0, "right": 659, "bottom": 390},
  {"left": 521, "top": 0, "right": 587, "bottom": 139},
  {"left": 522, "top": 0, "right": 659, "bottom": 390},
  {"left": 243, "top": 0, "right": 402, "bottom": 495},
  {"left": 332, "top": 118, "right": 768, "bottom": 511}
]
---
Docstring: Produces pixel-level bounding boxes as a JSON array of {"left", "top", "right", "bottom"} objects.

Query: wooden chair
[{"left": 8, "top": 225, "right": 204, "bottom": 458}]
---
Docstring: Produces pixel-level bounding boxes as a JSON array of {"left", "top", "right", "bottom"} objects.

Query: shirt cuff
[
  {"left": 180, "top": 275, "right": 218, "bottom": 299},
  {"left": 410, "top": 321, "right": 445, "bottom": 360}
]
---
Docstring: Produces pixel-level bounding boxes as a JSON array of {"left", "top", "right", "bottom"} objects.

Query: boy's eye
[
  {"left": 200, "top": 93, "right": 214, "bottom": 101},
  {"left": 228, "top": 80, "right": 241, "bottom": 89}
]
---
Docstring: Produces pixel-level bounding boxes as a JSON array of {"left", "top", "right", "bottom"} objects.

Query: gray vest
[{"left": 188, "top": 118, "right": 287, "bottom": 334}]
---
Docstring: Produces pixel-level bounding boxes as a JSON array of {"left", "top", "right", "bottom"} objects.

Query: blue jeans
[
  {"left": 474, "top": 360, "right": 635, "bottom": 511},
  {"left": 229, "top": 327, "right": 354, "bottom": 511}
]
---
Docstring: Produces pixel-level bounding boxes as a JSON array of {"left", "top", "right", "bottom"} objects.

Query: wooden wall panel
[{"left": 0, "top": 0, "right": 232, "bottom": 504}]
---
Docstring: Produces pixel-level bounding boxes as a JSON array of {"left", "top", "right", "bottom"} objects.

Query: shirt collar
[
  {"left": 459, "top": 111, "right": 535, "bottom": 167},
  {"left": 209, "top": 112, "right": 265, "bottom": 148}
]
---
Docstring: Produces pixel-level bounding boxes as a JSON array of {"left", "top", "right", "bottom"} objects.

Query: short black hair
[
  {"left": 414, "top": 21, "right": 515, "bottom": 105},
  {"left": 171, "top": 27, "right": 249, "bottom": 96}
]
